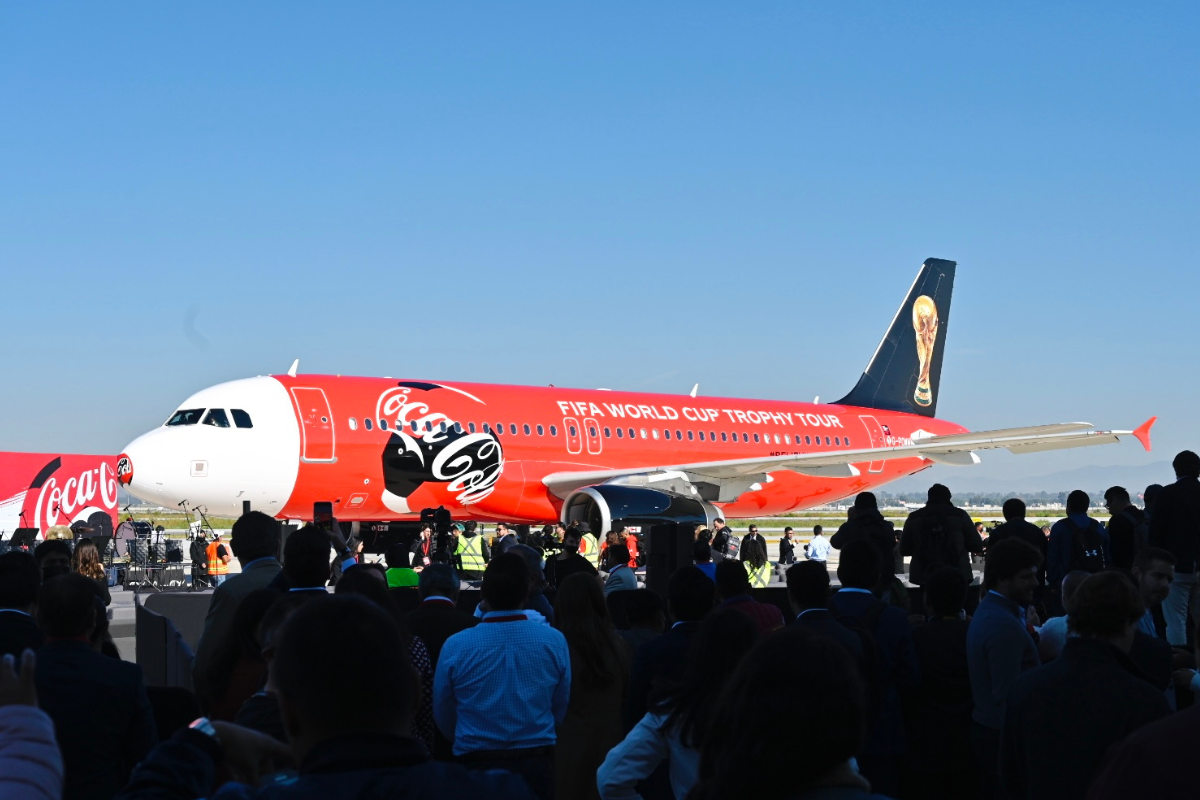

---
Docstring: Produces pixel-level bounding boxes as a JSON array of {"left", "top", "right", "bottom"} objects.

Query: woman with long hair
[
  {"left": 71, "top": 538, "right": 110, "bottom": 605},
  {"left": 553, "top": 571, "right": 632, "bottom": 800},
  {"left": 597, "top": 607, "right": 759, "bottom": 800},
  {"left": 742, "top": 536, "right": 772, "bottom": 588},
  {"left": 688, "top": 628, "right": 872, "bottom": 800}
]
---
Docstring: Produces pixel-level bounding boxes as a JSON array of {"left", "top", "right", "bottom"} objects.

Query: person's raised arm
[{"left": 596, "top": 712, "right": 671, "bottom": 800}]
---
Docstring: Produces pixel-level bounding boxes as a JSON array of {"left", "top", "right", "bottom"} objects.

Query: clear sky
[{"left": 2, "top": 2, "right": 1196, "bottom": 483}]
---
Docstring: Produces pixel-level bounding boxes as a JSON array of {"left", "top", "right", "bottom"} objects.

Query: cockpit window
[
  {"left": 166, "top": 409, "right": 205, "bottom": 426},
  {"left": 202, "top": 409, "right": 231, "bottom": 428},
  {"left": 231, "top": 409, "right": 253, "bottom": 428}
]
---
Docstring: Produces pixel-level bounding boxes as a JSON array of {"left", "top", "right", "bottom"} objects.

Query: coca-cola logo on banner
[
  {"left": 30, "top": 460, "right": 120, "bottom": 530},
  {"left": 375, "top": 384, "right": 504, "bottom": 507}
]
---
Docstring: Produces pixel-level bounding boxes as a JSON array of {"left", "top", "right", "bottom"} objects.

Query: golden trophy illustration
[{"left": 912, "top": 295, "right": 939, "bottom": 407}]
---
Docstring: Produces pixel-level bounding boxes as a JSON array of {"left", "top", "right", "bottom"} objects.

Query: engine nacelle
[{"left": 560, "top": 485, "right": 720, "bottom": 537}]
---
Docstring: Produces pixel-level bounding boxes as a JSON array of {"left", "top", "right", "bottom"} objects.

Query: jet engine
[{"left": 560, "top": 484, "right": 720, "bottom": 536}]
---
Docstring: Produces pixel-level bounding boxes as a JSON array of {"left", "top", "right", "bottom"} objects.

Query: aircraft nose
[{"left": 118, "top": 432, "right": 177, "bottom": 507}]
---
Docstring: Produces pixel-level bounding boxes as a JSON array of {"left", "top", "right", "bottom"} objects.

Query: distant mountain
[{"left": 887, "top": 460, "right": 1174, "bottom": 496}]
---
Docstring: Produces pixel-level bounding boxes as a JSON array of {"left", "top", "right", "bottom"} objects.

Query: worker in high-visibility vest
[
  {"left": 578, "top": 523, "right": 600, "bottom": 568},
  {"left": 456, "top": 520, "right": 490, "bottom": 580},
  {"left": 742, "top": 537, "right": 771, "bottom": 588},
  {"left": 206, "top": 532, "right": 231, "bottom": 587}
]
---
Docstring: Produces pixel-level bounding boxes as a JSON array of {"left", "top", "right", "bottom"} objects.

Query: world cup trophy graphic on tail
[
  {"left": 836, "top": 258, "right": 954, "bottom": 418},
  {"left": 912, "top": 295, "right": 939, "bottom": 407}
]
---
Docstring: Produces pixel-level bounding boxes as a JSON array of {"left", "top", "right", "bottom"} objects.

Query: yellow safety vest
[
  {"left": 457, "top": 535, "right": 486, "bottom": 571},
  {"left": 746, "top": 560, "right": 771, "bottom": 589},
  {"left": 580, "top": 533, "right": 599, "bottom": 567}
]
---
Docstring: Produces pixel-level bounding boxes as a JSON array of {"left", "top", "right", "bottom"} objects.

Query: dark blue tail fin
[{"left": 835, "top": 258, "right": 956, "bottom": 418}]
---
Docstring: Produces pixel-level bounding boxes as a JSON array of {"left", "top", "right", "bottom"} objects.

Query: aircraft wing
[{"left": 542, "top": 417, "right": 1157, "bottom": 501}]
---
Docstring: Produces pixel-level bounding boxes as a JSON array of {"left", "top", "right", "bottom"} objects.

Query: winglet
[
  {"left": 690, "top": 384, "right": 699, "bottom": 398},
  {"left": 1133, "top": 416, "right": 1157, "bottom": 452},
  {"left": 287, "top": 359, "right": 299, "bottom": 377}
]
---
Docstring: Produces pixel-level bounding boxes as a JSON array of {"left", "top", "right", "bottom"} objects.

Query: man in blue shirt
[
  {"left": 966, "top": 538, "right": 1042, "bottom": 799},
  {"left": 604, "top": 544, "right": 638, "bottom": 596},
  {"left": 434, "top": 553, "right": 570, "bottom": 800}
]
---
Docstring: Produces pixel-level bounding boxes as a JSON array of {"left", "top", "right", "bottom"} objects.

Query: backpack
[
  {"left": 1120, "top": 509, "right": 1151, "bottom": 555},
  {"left": 830, "top": 599, "right": 887, "bottom": 723},
  {"left": 711, "top": 529, "right": 739, "bottom": 561},
  {"left": 914, "top": 509, "right": 964, "bottom": 579},
  {"left": 1066, "top": 518, "right": 1105, "bottom": 573}
]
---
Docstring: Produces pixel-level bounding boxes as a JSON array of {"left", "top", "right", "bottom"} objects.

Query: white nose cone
[{"left": 118, "top": 377, "right": 300, "bottom": 516}]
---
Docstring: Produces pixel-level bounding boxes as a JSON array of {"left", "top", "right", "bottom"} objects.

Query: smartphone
[{"left": 313, "top": 501, "right": 334, "bottom": 531}]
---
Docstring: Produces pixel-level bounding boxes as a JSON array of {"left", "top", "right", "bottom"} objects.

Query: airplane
[{"left": 117, "top": 259, "right": 1156, "bottom": 535}]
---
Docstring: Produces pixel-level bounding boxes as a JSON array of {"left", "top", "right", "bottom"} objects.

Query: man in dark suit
[
  {"left": 739, "top": 524, "right": 767, "bottom": 563},
  {"left": 986, "top": 498, "right": 1048, "bottom": 602},
  {"left": 785, "top": 561, "right": 863, "bottom": 662},
  {"left": 406, "top": 564, "right": 478, "bottom": 668},
  {"left": 1000, "top": 572, "right": 1170, "bottom": 800},
  {"left": 901, "top": 567, "right": 975, "bottom": 799},
  {"left": 193, "top": 512, "right": 283, "bottom": 713},
  {"left": 1149, "top": 450, "right": 1200, "bottom": 646},
  {"left": 36, "top": 574, "right": 156, "bottom": 800},
  {"left": 624, "top": 566, "right": 714, "bottom": 730},
  {"left": 829, "top": 541, "right": 920, "bottom": 797},
  {"left": 0, "top": 551, "right": 45, "bottom": 657}
]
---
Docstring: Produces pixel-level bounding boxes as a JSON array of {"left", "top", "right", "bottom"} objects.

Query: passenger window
[
  {"left": 675, "top": 429, "right": 682, "bottom": 439},
  {"left": 496, "top": 424, "right": 504, "bottom": 435},
  {"left": 441, "top": 422, "right": 448, "bottom": 433},
  {"left": 688, "top": 431, "right": 695, "bottom": 441},
  {"left": 202, "top": 409, "right": 230, "bottom": 428},
  {"left": 588, "top": 425, "right": 597, "bottom": 438},
  {"left": 652, "top": 429, "right": 660, "bottom": 440},
  {"left": 364, "top": 418, "right": 374, "bottom": 431},
  {"left": 427, "top": 422, "right": 435, "bottom": 432},
  {"left": 524, "top": 424, "right": 531, "bottom": 435},
  {"left": 844, "top": 436, "right": 851, "bottom": 446},
  {"left": 698, "top": 431, "right": 705, "bottom": 441},
  {"left": 774, "top": 434, "right": 780, "bottom": 444},
  {"left": 825, "top": 436, "right": 831, "bottom": 445},
  {"left": 348, "top": 417, "right": 358, "bottom": 431},
  {"left": 834, "top": 436, "right": 840, "bottom": 445},
  {"left": 616, "top": 427, "right": 624, "bottom": 438},
  {"left": 628, "top": 428, "right": 635, "bottom": 438},
  {"left": 483, "top": 423, "right": 491, "bottom": 433},
  {"left": 550, "top": 425, "right": 558, "bottom": 436},
  {"left": 510, "top": 424, "right": 518, "bottom": 435},
  {"left": 663, "top": 430, "right": 671, "bottom": 440},
  {"left": 569, "top": 426, "right": 577, "bottom": 437},
  {"left": 753, "top": 433, "right": 760, "bottom": 443},
  {"left": 719, "top": 432, "right": 725, "bottom": 442},
  {"left": 805, "top": 435, "right": 811, "bottom": 445},
  {"left": 469, "top": 422, "right": 476, "bottom": 433},
  {"left": 537, "top": 425, "right": 544, "bottom": 436},
  {"left": 640, "top": 428, "right": 647, "bottom": 439},
  {"left": 380, "top": 419, "right": 389, "bottom": 430},
  {"left": 231, "top": 409, "right": 253, "bottom": 428},
  {"left": 453, "top": 422, "right": 461, "bottom": 433},
  {"left": 166, "top": 408, "right": 205, "bottom": 426},
  {"left": 603, "top": 427, "right": 610, "bottom": 437}
]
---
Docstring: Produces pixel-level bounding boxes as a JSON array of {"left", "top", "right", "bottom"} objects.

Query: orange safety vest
[{"left": 207, "top": 540, "right": 229, "bottom": 575}]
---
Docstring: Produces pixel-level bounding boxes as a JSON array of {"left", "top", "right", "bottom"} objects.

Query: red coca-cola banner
[{"left": 0, "top": 452, "right": 121, "bottom": 537}]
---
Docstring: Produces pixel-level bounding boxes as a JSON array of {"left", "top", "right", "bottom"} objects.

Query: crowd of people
[{"left": 3, "top": 450, "right": 1200, "bottom": 799}]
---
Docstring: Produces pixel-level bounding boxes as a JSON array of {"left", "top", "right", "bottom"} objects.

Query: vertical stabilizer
[{"left": 835, "top": 258, "right": 956, "bottom": 418}]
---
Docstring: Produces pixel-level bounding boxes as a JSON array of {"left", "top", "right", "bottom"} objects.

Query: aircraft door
[
  {"left": 584, "top": 417, "right": 603, "bottom": 455},
  {"left": 291, "top": 387, "right": 337, "bottom": 463},
  {"left": 858, "top": 415, "right": 887, "bottom": 474},
  {"left": 563, "top": 417, "right": 583, "bottom": 455}
]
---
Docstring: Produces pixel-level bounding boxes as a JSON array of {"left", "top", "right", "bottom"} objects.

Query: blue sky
[{"left": 2, "top": 2, "right": 1196, "bottom": 483}]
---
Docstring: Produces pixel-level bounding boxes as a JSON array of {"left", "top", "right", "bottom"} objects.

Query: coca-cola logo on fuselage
[{"left": 376, "top": 385, "right": 503, "bottom": 506}]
